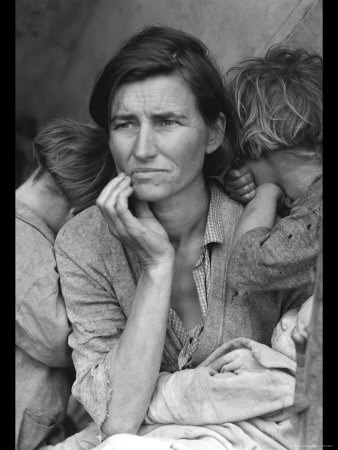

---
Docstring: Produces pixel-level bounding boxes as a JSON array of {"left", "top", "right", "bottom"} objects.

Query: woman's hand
[
  {"left": 96, "top": 173, "right": 175, "bottom": 267},
  {"left": 224, "top": 166, "right": 256, "bottom": 204}
]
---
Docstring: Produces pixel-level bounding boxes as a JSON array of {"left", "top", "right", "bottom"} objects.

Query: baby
[
  {"left": 216, "top": 294, "right": 314, "bottom": 379},
  {"left": 271, "top": 295, "right": 314, "bottom": 361}
]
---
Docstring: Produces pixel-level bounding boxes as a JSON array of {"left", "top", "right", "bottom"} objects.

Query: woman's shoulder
[
  {"left": 210, "top": 180, "right": 244, "bottom": 220},
  {"left": 55, "top": 204, "right": 122, "bottom": 256}
]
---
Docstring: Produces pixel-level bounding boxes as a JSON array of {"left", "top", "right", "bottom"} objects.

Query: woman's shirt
[
  {"left": 169, "top": 184, "right": 224, "bottom": 370},
  {"left": 55, "top": 182, "right": 314, "bottom": 431}
]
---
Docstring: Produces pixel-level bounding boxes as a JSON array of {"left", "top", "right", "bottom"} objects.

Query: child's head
[
  {"left": 32, "top": 118, "right": 116, "bottom": 215},
  {"left": 226, "top": 46, "right": 322, "bottom": 166},
  {"left": 271, "top": 295, "right": 314, "bottom": 360}
]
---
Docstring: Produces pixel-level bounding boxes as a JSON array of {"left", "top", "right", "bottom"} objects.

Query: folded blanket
[
  {"left": 145, "top": 337, "right": 296, "bottom": 426},
  {"left": 93, "top": 338, "right": 301, "bottom": 449}
]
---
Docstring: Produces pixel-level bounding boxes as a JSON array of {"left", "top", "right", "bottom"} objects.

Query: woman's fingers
[
  {"left": 97, "top": 173, "right": 129, "bottom": 207},
  {"left": 115, "top": 190, "right": 147, "bottom": 235},
  {"left": 97, "top": 172, "right": 124, "bottom": 196},
  {"left": 96, "top": 174, "right": 136, "bottom": 236},
  {"left": 98, "top": 176, "right": 133, "bottom": 216},
  {"left": 96, "top": 173, "right": 173, "bottom": 262}
]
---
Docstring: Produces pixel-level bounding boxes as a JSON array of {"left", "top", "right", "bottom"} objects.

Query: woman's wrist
[{"left": 143, "top": 256, "right": 175, "bottom": 277}]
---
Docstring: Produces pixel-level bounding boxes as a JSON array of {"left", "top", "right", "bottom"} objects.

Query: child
[
  {"left": 223, "top": 46, "right": 322, "bottom": 299},
  {"left": 271, "top": 295, "right": 314, "bottom": 361},
  {"left": 16, "top": 118, "right": 115, "bottom": 449}
]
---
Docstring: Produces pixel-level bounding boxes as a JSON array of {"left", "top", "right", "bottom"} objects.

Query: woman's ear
[{"left": 206, "top": 113, "right": 226, "bottom": 155}]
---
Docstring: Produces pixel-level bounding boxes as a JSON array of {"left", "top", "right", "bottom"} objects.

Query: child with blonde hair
[{"left": 223, "top": 47, "right": 322, "bottom": 300}]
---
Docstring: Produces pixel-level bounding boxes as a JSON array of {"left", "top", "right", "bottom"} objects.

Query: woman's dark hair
[
  {"left": 33, "top": 118, "right": 116, "bottom": 214},
  {"left": 89, "top": 26, "right": 239, "bottom": 176}
]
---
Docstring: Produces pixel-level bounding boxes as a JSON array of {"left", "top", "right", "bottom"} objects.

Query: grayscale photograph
[{"left": 16, "top": 1, "right": 323, "bottom": 449}]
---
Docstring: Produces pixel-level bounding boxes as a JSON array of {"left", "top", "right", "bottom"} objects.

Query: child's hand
[
  {"left": 215, "top": 348, "right": 265, "bottom": 373},
  {"left": 224, "top": 166, "right": 256, "bottom": 204}
]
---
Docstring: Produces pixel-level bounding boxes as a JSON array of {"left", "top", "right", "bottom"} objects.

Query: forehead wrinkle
[{"left": 111, "top": 79, "right": 197, "bottom": 119}]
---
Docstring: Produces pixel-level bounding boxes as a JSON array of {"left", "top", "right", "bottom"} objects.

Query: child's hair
[
  {"left": 32, "top": 118, "right": 116, "bottom": 215},
  {"left": 225, "top": 46, "right": 322, "bottom": 163}
]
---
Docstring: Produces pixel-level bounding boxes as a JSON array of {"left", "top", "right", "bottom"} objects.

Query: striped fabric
[{"left": 167, "top": 183, "right": 224, "bottom": 369}]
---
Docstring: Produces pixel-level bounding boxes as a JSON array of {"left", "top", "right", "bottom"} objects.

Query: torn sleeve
[
  {"left": 55, "top": 244, "right": 126, "bottom": 433},
  {"left": 227, "top": 208, "right": 320, "bottom": 292}
]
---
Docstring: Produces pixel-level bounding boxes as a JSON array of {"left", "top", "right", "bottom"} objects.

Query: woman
[{"left": 55, "top": 27, "right": 313, "bottom": 443}]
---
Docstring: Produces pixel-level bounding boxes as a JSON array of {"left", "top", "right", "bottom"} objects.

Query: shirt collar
[{"left": 203, "top": 182, "right": 224, "bottom": 246}]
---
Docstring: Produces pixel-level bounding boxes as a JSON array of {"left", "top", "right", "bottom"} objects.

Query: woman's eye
[
  {"left": 160, "top": 119, "right": 178, "bottom": 127},
  {"left": 115, "top": 122, "right": 134, "bottom": 129}
]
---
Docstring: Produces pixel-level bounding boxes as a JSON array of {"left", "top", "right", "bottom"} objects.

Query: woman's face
[{"left": 108, "top": 74, "right": 221, "bottom": 202}]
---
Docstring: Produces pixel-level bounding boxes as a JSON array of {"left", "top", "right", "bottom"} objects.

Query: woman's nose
[{"left": 132, "top": 125, "right": 158, "bottom": 160}]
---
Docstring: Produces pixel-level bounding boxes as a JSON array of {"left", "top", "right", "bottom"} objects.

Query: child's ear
[{"left": 206, "top": 113, "right": 226, "bottom": 155}]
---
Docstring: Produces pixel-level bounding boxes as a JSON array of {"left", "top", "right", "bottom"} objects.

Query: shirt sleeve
[
  {"left": 54, "top": 233, "right": 127, "bottom": 432},
  {"left": 227, "top": 206, "right": 321, "bottom": 292},
  {"left": 16, "top": 224, "right": 72, "bottom": 368}
]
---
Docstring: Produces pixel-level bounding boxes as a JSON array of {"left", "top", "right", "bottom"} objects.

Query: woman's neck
[
  {"left": 149, "top": 175, "right": 209, "bottom": 248},
  {"left": 16, "top": 172, "right": 71, "bottom": 233}
]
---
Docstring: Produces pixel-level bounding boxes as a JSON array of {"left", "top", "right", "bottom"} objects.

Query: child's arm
[
  {"left": 231, "top": 183, "right": 284, "bottom": 249},
  {"left": 227, "top": 183, "right": 321, "bottom": 292}
]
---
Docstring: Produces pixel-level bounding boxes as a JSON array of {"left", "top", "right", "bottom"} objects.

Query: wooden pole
[{"left": 293, "top": 224, "right": 323, "bottom": 446}]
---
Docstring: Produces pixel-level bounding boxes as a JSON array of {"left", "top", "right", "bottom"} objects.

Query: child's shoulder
[{"left": 287, "top": 175, "right": 322, "bottom": 216}]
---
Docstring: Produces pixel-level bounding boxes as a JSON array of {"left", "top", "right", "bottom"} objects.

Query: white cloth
[{"left": 93, "top": 338, "right": 299, "bottom": 449}]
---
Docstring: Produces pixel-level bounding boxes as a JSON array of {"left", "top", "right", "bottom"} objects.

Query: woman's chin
[{"left": 132, "top": 185, "right": 168, "bottom": 202}]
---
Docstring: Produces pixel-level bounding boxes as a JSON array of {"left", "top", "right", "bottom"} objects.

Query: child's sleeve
[{"left": 227, "top": 206, "right": 320, "bottom": 292}]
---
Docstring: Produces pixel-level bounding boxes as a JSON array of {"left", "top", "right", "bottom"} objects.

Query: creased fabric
[
  {"left": 16, "top": 199, "right": 73, "bottom": 450},
  {"left": 145, "top": 338, "right": 296, "bottom": 427},
  {"left": 89, "top": 338, "right": 300, "bottom": 449},
  {"left": 55, "top": 182, "right": 313, "bottom": 434}
]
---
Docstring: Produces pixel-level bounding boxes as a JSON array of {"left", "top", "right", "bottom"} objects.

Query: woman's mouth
[{"left": 131, "top": 168, "right": 166, "bottom": 179}]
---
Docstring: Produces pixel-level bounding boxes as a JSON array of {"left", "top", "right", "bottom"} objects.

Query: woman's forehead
[{"left": 110, "top": 74, "right": 198, "bottom": 116}]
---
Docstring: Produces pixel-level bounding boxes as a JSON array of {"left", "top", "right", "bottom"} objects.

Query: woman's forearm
[{"left": 102, "top": 261, "right": 174, "bottom": 436}]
